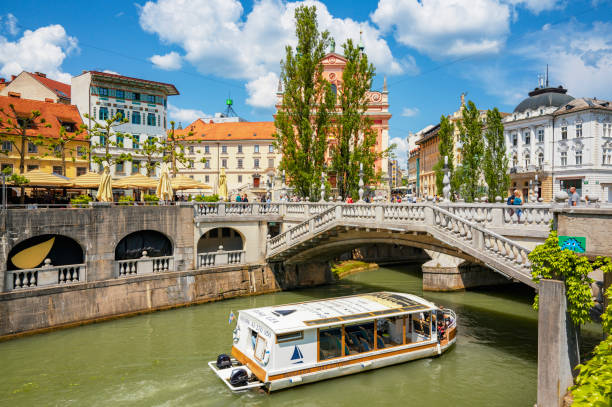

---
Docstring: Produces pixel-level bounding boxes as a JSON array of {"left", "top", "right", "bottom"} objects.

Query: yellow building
[
  {"left": 415, "top": 124, "right": 441, "bottom": 197},
  {"left": 0, "top": 95, "right": 89, "bottom": 178}
]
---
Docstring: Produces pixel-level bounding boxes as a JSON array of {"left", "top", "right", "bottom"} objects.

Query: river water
[{"left": 0, "top": 265, "right": 602, "bottom": 406}]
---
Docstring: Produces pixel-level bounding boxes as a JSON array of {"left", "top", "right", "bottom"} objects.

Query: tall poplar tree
[
  {"left": 275, "top": 5, "right": 335, "bottom": 200},
  {"left": 330, "top": 39, "right": 381, "bottom": 200},
  {"left": 434, "top": 115, "right": 455, "bottom": 197},
  {"left": 483, "top": 108, "right": 510, "bottom": 201},
  {"left": 456, "top": 100, "right": 484, "bottom": 202}
]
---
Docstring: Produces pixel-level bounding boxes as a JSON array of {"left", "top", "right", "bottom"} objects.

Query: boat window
[
  {"left": 319, "top": 327, "right": 342, "bottom": 361},
  {"left": 250, "top": 329, "right": 258, "bottom": 350},
  {"left": 376, "top": 317, "right": 404, "bottom": 349},
  {"left": 254, "top": 335, "right": 267, "bottom": 361},
  {"left": 405, "top": 314, "right": 412, "bottom": 343},
  {"left": 412, "top": 311, "right": 432, "bottom": 341},
  {"left": 277, "top": 331, "right": 304, "bottom": 343},
  {"left": 344, "top": 322, "right": 375, "bottom": 355}
]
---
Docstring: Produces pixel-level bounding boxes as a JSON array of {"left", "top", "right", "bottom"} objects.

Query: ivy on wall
[{"left": 529, "top": 228, "right": 612, "bottom": 404}]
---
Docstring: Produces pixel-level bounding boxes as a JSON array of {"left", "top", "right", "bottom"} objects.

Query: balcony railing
[
  {"left": 116, "top": 253, "right": 173, "bottom": 277},
  {"left": 197, "top": 249, "right": 246, "bottom": 268},
  {"left": 7, "top": 260, "right": 86, "bottom": 290}
]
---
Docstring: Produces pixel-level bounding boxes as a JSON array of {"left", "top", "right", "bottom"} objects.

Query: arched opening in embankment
[
  {"left": 197, "top": 227, "right": 244, "bottom": 254},
  {"left": 115, "top": 230, "right": 173, "bottom": 260},
  {"left": 7, "top": 234, "right": 84, "bottom": 270}
]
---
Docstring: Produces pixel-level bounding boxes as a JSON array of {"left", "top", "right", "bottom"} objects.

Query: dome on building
[{"left": 513, "top": 86, "right": 574, "bottom": 113}]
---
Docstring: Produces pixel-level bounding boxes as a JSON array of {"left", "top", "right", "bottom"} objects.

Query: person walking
[
  {"left": 512, "top": 190, "right": 523, "bottom": 222},
  {"left": 568, "top": 186, "right": 580, "bottom": 206}
]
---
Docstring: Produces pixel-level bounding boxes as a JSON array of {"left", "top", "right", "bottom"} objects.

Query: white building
[
  {"left": 504, "top": 82, "right": 612, "bottom": 202},
  {"left": 71, "top": 71, "right": 179, "bottom": 177}
]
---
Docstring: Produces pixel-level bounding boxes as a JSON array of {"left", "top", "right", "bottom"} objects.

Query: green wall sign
[{"left": 558, "top": 236, "right": 586, "bottom": 253}]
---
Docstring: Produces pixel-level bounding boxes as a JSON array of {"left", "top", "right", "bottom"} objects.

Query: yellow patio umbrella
[
  {"left": 70, "top": 171, "right": 102, "bottom": 189},
  {"left": 17, "top": 169, "right": 73, "bottom": 187},
  {"left": 96, "top": 166, "right": 113, "bottom": 202},
  {"left": 156, "top": 163, "right": 173, "bottom": 200},
  {"left": 170, "top": 175, "right": 212, "bottom": 191},
  {"left": 114, "top": 173, "right": 159, "bottom": 189}
]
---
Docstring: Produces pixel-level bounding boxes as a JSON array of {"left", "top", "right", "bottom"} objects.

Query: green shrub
[
  {"left": 70, "top": 195, "right": 92, "bottom": 208},
  {"left": 195, "top": 194, "right": 219, "bottom": 202},
  {"left": 118, "top": 195, "right": 134, "bottom": 205},
  {"left": 143, "top": 194, "right": 159, "bottom": 204}
]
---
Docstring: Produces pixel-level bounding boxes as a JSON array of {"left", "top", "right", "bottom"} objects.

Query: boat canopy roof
[{"left": 239, "top": 292, "right": 437, "bottom": 334}]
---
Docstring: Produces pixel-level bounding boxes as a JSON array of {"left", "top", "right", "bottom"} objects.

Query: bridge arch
[
  {"left": 197, "top": 227, "right": 245, "bottom": 253},
  {"left": 7, "top": 234, "right": 84, "bottom": 270},
  {"left": 114, "top": 230, "right": 173, "bottom": 260}
]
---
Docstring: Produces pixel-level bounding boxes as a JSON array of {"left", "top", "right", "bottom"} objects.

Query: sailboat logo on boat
[{"left": 291, "top": 346, "right": 304, "bottom": 364}]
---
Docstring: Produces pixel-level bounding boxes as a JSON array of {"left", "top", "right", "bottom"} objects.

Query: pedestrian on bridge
[
  {"left": 569, "top": 186, "right": 580, "bottom": 206},
  {"left": 512, "top": 190, "right": 523, "bottom": 222}
]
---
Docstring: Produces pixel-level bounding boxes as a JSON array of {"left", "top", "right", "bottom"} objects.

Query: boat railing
[{"left": 442, "top": 308, "right": 457, "bottom": 328}]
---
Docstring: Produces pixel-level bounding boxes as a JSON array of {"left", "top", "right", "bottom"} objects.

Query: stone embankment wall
[{"left": 0, "top": 262, "right": 331, "bottom": 339}]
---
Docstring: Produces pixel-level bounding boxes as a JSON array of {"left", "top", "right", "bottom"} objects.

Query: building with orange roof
[
  {"left": 0, "top": 95, "right": 89, "bottom": 177},
  {"left": 174, "top": 119, "right": 278, "bottom": 198},
  {"left": 0, "top": 71, "right": 71, "bottom": 104}
]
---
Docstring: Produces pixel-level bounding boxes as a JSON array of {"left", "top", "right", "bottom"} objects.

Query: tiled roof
[
  {"left": 415, "top": 123, "right": 441, "bottom": 145},
  {"left": 174, "top": 119, "right": 276, "bottom": 141},
  {"left": 554, "top": 97, "right": 612, "bottom": 115},
  {"left": 84, "top": 71, "right": 179, "bottom": 95},
  {"left": 0, "top": 96, "right": 86, "bottom": 140},
  {"left": 28, "top": 72, "right": 71, "bottom": 99}
]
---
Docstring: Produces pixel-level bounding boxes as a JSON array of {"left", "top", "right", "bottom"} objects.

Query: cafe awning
[
  {"left": 70, "top": 171, "right": 102, "bottom": 189},
  {"left": 114, "top": 174, "right": 159, "bottom": 189},
  {"left": 16, "top": 169, "right": 73, "bottom": 187},
  {"left": 171, "top": 175, "right": 212, "bottom": 191}
]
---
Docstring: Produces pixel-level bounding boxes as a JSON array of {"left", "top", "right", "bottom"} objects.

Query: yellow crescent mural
[{"left": 11, "top": 237, "right": 55, "bottom": 269}]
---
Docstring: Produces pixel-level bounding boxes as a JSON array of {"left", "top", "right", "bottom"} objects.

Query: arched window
[
  {"left": 512, "top": 154, "right": 518, "bottom": 167},
  {"left": 331, "top": 84, "right": 338, "bottom": 98},
  {"left": 538, "top": 152, "right": 544, "bottom": 166},
  {"left": 7, "top": 234, "right": 83, "bottom": 271},
  {"left": 115, "top": 230, "right": 173, "bottom": 260},
  {"left": 197, "top": 227, "right": 244, "bottom": 253},
  {"left": 524, "top": 153, "right": 530, "bottom": 169}
]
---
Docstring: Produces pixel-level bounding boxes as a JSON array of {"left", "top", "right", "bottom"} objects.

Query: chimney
[
  {"left": 11, "top": 75, "right": 17, "bottom": 81},
  {"left": 35, "top": 72, "right": 47, "bottom": 78}
]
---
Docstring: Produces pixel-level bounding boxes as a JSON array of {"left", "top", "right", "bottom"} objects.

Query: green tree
[
  {"left": 160, "top": 121, "right": 196, "bottom": 176},
  {"left": 434, "top": 115, "right": 455, "bottom": 197},
  {"left": 456, "top": 101, "right": 484, "bottom": 202},
  {"left": 0, "top": 105, "right": 49, "bottom": 174},
  {"left": 82, "top": 112, "right": 132, "bottom": 171},
  {"left": 134, "top": 135, "right": 162, "bottom": 177},
  {"left": 43, "top": 125, "right": 84, "bottom": 176},
  {"left": 274, "top": 5, "right": 335, "bottom": 200},
  {"left": 483, "top": 108, "right": 510, "bottom": 202},
  {"left": 330, "top": 38, "right": 382, "bottom": 200}
]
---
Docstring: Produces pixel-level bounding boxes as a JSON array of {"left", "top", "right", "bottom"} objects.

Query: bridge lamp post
[
  {"left": 358, "top": 163, "right": 365, "bottom": 202},
  {"left": 442, "top": 155, "right": 451, "bottom": 202},
  {"left": 319, "top": 171, "right": 326, "bottom": 202}
]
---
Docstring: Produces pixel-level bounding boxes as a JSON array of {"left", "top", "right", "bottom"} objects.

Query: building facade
[
  {"left": 388, "top": 159, "right": 402, "bottom": 188},
  {"left": 0, "top": 95, "right": 89, "bottom": 177},
  {"left": 415, "top": 124, "right": 440, "bottom": 197},
  {"left": 275, "top": 51, "right": 391, "bottom": 182},
  {"left": 504, "top": 84, "right": 612, "bottom": 202},
  {"left": 71, "top": 71, "right": 178, "bottom": 177},
  {"left": 0, "top": 71, "right": 71, "bottom": 104},
  {"left": 175, "top": 120, "right": 277, "bottom": 198}
]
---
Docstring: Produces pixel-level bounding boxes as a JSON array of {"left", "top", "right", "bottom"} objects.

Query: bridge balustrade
[
  {"left": 7, "top": 262, "right": 86, "bottom": 290},
  {"left": 116, "top": 255, "right": 173, "bottom": 277},
  {"left": 197, "top": 249, "right": 246, "bottom": 268}
]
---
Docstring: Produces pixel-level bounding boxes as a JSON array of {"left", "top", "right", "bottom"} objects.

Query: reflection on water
[{"left": 0, "top": 265, "right": 602, "bottom": 406}]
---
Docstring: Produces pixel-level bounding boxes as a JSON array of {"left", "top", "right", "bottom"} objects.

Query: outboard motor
[
  {"left": 216, "top": 354, "right": 232, "bottom": 369},
  {"left": 229, "top": 368, "right": 249, "bottom": 387}
]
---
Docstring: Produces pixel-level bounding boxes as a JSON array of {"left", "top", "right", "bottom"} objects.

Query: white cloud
[
  {"left": 102, "top": 69, "right": 120, "bottom": 75},
  {"left": 516, "top": 20, "right": 612, "bottom": 99},
  {"left": 246, "top": 72, "right": 279, "bottom": 109},
  {"left": 0, "top": 24, "right": 77, "bottom": 83},
  {"left": 372, "top": 0, "right": 510, "bottom": 58},
  {"left": 139, "top": 0, "right": 407, "bottom": 108},
  {"left": 3, "top": 13, "right": 19, "bottom": 36},
  {"left": 167, "top": 103, "right": 208, "bottom": 125},
  {"left": 401, "top": 107, "right": 419, "bottom": 117},
  {"left": 389, "top": 136, "right": 409, "bottom": 167},
  {"left": 150, "top": 51, "right": 182, "bottom": 70}
]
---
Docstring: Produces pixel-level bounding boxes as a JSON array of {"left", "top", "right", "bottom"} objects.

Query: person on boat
[{"left": 437, "top": 321, "right": 446, "bottom": 343}]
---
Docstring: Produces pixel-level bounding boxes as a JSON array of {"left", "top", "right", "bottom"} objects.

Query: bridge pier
[{"left": 422, "top": 251, "right": 512, "bottom": 291}]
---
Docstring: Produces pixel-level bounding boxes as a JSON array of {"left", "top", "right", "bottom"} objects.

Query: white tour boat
[{"left": 209, "top": 291, "right": 457, "bottom": 392}]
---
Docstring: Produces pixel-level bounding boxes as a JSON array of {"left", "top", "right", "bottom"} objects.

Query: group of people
[
  {"left": 506, "top": 189, "right": 524, "bottom": 221},
  {"left": 234, "top": 194, "right": 249, "bottom": 203}
]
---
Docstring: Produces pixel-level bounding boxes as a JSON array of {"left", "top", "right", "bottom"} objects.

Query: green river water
[{"left": 0, "top": 265, "right": 602, "bottom": 406}]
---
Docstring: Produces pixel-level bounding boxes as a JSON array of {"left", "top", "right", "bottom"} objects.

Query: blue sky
[{"left": 1, "top": 0, "right": 611, "bottom": 167}]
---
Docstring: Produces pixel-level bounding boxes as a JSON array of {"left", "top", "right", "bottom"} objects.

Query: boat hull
[{"left": 267, "top": 334, "right": 456, "bottom": 391}]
